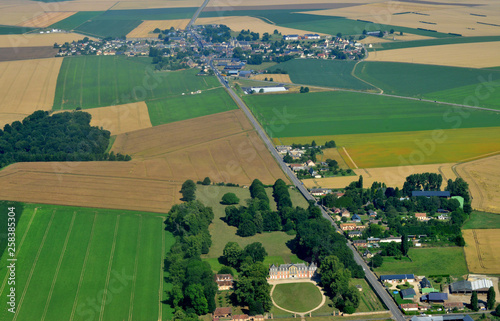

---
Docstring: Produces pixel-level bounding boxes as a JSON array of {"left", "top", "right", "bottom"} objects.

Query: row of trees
[
  {"left": 0, "top": 110, "right": 130, "bottom": 169},
  {"left": 402, "top": 173, "right": 443, "bottom": 196},
  {"left": 164, "top": 198, "right": 216, "bottom": 320}
]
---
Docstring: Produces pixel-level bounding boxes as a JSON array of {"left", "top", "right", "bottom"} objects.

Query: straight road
[
  {"left": 186, "top": 0, "right": 211, "bottom": 29},
  {"left": 209, "top": 61, "right": 406, "bottom": 321}
]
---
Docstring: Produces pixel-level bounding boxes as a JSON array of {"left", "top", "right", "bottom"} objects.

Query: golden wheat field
[
  {"left": 251, "top": 74, "right": 292, "bottom": 83},
  {"left": 127, "top": 20, "right": 191, "bottom": 38},
  {"left": 456, "top": 154, "right": 500, "bottom": 214},
  {"left": 302, "top": 163, "right": 457, "bottom": 189},
  {"left": 17, "top": 11, "right": 76, "bottom": 28},
  {"left": 196, "top": 16, "right": 325, "bottom": 36},
  {"left": 463, "top": 229, "right": 500, "bottom": 274},
  {"left": 367, "top": 42, "right": 500, "bottom": 68},
  {"left": 0, "top": 33, "right": 94, "bottom": 48},
  {"left": 0, "top": 111, "right": 288, "bottom": 213},
  {"left": 0, "top": 58, "right": 62, "bottom": 127},
  {"left": 111, "top": 0, "right": 204, "bottom": 10},
  {"left": 53, "top": 102, "right": 153, "bottom": 136}
]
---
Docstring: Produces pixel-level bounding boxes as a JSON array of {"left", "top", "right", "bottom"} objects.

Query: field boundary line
[
  {"left": 41, "top": 211, "right": 77, "bottom": 321},
  {"left": 472, "top": 230, "right": 486, "bottom": 269},
  {"left": 98, "top": 215, "right": 121, "bottom": 321},
  {"left": 59, "top": 58, "right": 71, "bottom": 110},
  {"left": 17, "top": 59, "right": 41, "bottom": 114},
  {"left": 97, "top": 56, "right": 101, "bottom": 106},
  {"left": 12, "top": 210, "right": 56, "bottom": 321},
  {"left": 342, "top": 147, "right": 358, "bottom": 169},
  {"left": 226, "top": 138, "right": 252, "bottom": 182},
  {"left": 244, "top": 133, "right": 278, "bottom": 181},
  {"left": 70, "top": 212, "right": 98, "bottom": 321},
  {"left": 79, "top": 56, "right": 87, "bottom": 107},
  {"left": 128, "top": 215, "right": 143, "bottom": 321},
  {"left": 159, "top": 217, "right": 165, "bottom": 321},
  {"left": 351, "top": 60, "right": 383, "bottom": 94},
  {"left": 0, "top": 207, "right": 38, "bottom": 296}
]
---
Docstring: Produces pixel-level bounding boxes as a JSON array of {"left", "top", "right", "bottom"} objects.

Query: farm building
[
  {"left": 213, "top": 307, "right": 232, "bottom": 319},
  {"left": 304, "top": 34, "right": 321, "bottom": 39},
  {"left": 420, "top": 277, "right": 432, "bottom": 289},
  {"left": 422, "top": 287, "right": 438, "bottom": 294},
  {"left": 380, "top": 237, "right": 402, "bottom": 243},
  {"left": 400, "top": 303, "right": 419, "bottom": 311},
  {"left": 449, "top": 279, "right": 493, "bottom": 293},
  {"left": 310, "top": 188, "right": 331, "bottom": 196},
  {"left": 283, "top": 34, "right": 299, "bottom": 40},
  {"left": 248, "top": 86, "right": 287, "bottom": 93},
  {"left": 421, "top": 292, "right": 448, "bottom": 303},
  {"left": 412, "top": 191, "right": 451, "bottom": 198},
  {"left": 380, "top": 274, "right": 415, "bottom": 283},
  {"left": 401, "top": 288, "right": 417, "bottom": 299},
  {"left": 410, "top": 315, "right": 473, "bottom": 321}
]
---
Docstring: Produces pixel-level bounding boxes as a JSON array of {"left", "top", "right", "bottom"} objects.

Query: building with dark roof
[
  {"left": 410, "top": 315, "right": 473, "bottom": 321},
  {"left": 420, "top": 277, "right": 432, "bottom": 289},
  {"left": 412, "top": 191, "right": 450, "bottom": 198},
  {"left": 401, "top": 288, "right": 417, "bottom": 299},
  {"left": 380, "top": 274, "right": 415, "bottom": 283},
  {"left": 421, "top": 292, "right": 448, "bottom": 303},
  {"left": 450, "top": 279, "right": 493, "bottom": 293}
]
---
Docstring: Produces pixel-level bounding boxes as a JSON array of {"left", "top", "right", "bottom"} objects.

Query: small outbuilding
[{"left": 401, "top": 288, "right": 417, "bottom": 299}]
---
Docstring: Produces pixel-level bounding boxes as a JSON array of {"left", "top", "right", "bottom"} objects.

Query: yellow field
[
  {"left": 18, "top": 11, "right": 76, "bottom": 28},
  {"left": 127, "top": 19, "right": 191, "bottom": 38},
  {"left": 463, "top": 229, "right": 500, "bottom": 274},
  {"left": 303, "top": 163, "right": 457, "bottom": 189},
  {"left": 304, "top": 0, "right": 500, "bottom": 37},
  {"left": 273, "top": 127, "right": 500, "bottom": 168},
  {"left": 0, "top": 58, "right": 63, "bottom": 128},
  {"left": 456, "top": 154, "right": 500, "bottom": 214},
  {"left": 360, "top": 33, "right": 434, "bottom": 46},
  {"left": 251, "top": 74, "right": 292, "bottom": 83},
  {"left": 206, "top": 0, "right": 368, "bottom": 8},
  {"left": 196, "top": 16, "right": 327, "bottom": 36},
  {"left": 315, "top": 148, "right": 350, "bottom": 169},
  {"left": 0, "top": 33, "right": 94, "bottom": 48},
  {"left": 111, "top": 0, "right": 204, "bottom": 10},
  {"left": 367, "top": 42, "right": 500, "bottom": 68},
  {"left": 53, "top": 102, "right": 153, "bottom": 136}
]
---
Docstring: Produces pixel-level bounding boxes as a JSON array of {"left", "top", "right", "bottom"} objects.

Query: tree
[
  {"left": 222, "top": 242, "right": 243, "bottom": 267},
  {"left": 221, "top": 193, "right": 240, "bottom": 205},
  {"left": 401, "top": 232, "right": 409, "bottom": 256},
  {"left": 336, "top": 33, "right": 342, "bottom": 38},
  {"left": 243, "top": 242, "right": 268, "bottom": 263},
  {"left": 487, "top": 286, "right": 496, "bottom": 310},
  {"left": 259, "top": 88, "right": 264, "bottom": 93},
  {"left": 269, "top": 77, "right": 273, "bottom": 82},
  {"left": 371, "top": 254, "right": 383, "bottom": 268},
  {"left": 304, "top": 87, "right": 309, "bottom": 93},
  {"left": 471, "top": 291, "right": 479, "bottom": 311},
  {"left": 237, "top": 220, "right": 257, "bottom": 237},
  {"left": 495, "top": 304, "right": 500, "bottom": 315},
  {"left": 185, "top": 284, "right": 208, "bottom": 315},
  {"left": 202, "top": 177, "right": 211, "bottom": 185},
  {"left": 389, "top": 28, "right": 395, "bottom": 34},
  {"left": 218, "top": 266, "right": 234, "bottom": 276},
  {"left": 358, "top": 175, "right": 363, "bottom": 189},
  {"left": 180, "top": 180, "right": 197, "bottom": 201}
]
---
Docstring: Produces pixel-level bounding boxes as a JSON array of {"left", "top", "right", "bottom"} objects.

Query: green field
[
  {"left": 196, "top": 185, "right": 308, "bottom": 269},
  {"left": 462, "top": 211, "right": 500, "bottom": 229},
  {"left": 369, "top": 36, "right": 500, "bottom": 51},
  {"left": 49, "top": 12, "right": 105, "bottom": 30},
  {"left": 275, "top": 126, "right": 500, "bottom": 168},
  {"left": 0, "top": 25, "right": 35, "bottom": 35},
  {"left": 349, "top": 279, "right": 386, "bottom": 312},
  {"left": 374, "top": 247, "right": 468, "bottom": 276},
  {"left": 267, "top": 59, "right": 374, "bottom": 90},
  {"left": 53, "top": 56, "right": 221, "bottom": 110},
  {"left": 75, "top": 19, "right": 142, "bottom": 38},
  {"left": 355, "top": 61, "right": 500, "bottom": 110},
  {"left": 243, "top": 91, "right": 500, "bottom": 138},
  {"left": 0, "top": 203, "right": 175, "bottom": 321},
  {"left": 272, "top": 283, "right": 323, "bottom": 313},
  {"left": 146, "top": 87, "right": 237, "bottom": 126}
]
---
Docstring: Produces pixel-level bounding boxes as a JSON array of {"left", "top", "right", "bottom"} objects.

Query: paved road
[
  {"left": 209, "top": 61, "right": 406, "bottom": 321},
  {"left": 186, "top": 0, "right": 210, "bottom": 29}
]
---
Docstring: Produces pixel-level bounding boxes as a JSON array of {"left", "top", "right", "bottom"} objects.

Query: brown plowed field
[
  {"left": 456, "top": 154, "right": 500, "bottom": 213},
  {"left": 0, "top": 110, "right": 287, "bottom": 213},
  {"left": 463, "top": 229, "right": 500, "bottom": 274},
  {"left": 0, "top": 46, "right": 58, "bottom": 62}
]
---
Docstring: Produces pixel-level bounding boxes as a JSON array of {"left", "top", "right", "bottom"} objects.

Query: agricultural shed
[
  {"left": 401, "top": 288, "right": 417, "bottom": 299},
  {"left": 471, "top": 279, "right": 493, "bottom": 291},
  {"left": 412, "top": 191, "right": 451, "bottom": 198},
  {"left": 249, "top": 86, "right": 288, "bottom": 93},
  {"left": 450, "top": 280, "right": 472, "bottom": 293},
  {"left": 380, "top": 274, "right": 415, "bottom": 283},
  {"left": 422, "top": 288, "right": 438, "bottom": 294},
  {"left": 410, "top": 315, "right": 473, "bottom": 321},
  {"left": 421, "top": 292, "right": 448, "bottom": 303}
]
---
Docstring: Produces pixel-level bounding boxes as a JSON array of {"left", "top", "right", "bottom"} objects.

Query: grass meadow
[
  {"left": 267, "top": 59, "right": 374, "bottom": 90},
  {"left": 349, "top": 279, "right": 386, "bottom": 312},
  {"left": 274, "top": 126, "right": 500, "bottom": 168},
  {"left": 272, "top": 283, "right": 323, "bottom": 313},
  {"left": 146, "top": 87, "right": 238, "bottom": 126},
  {"left": 243, "top": 91, "right": 500, "bottom": 138},
  {"left": 0, "top": 203, "right": 175, "bottom": 321},
  {"left": 53, "top": 56, "right": 221, "bottom": 110},
  {"left": 355, "top": 61, "right": 500, "bottom": 110},
  {"left": 462, "top": 211, "right": 500, "bottom": 229},
  {"left": 196, "top": 185, "right": 308, "bottom": 272},
  {"left": 374, "top": 247, "right": 468, "bottom": 277}
]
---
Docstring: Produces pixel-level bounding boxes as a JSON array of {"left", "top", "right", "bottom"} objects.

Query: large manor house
[{"left": 268, "top": 262, "right": 317, "bottom": 280}]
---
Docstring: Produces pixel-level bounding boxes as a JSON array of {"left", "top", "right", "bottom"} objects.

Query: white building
[{"left": 249, "top": 86, "right": 287, "bottom": 93}]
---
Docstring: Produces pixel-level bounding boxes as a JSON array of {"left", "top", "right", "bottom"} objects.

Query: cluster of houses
[
  {"left": 282, "top": 34, "right": 321, "bottom": 41},
  {"left": 379, "top": 274, "right": 494, "bottom": 315}
]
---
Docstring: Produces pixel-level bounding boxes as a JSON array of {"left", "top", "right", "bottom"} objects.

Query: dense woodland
[{"left": 0, "top": 110, "right": 129, "bottom": 168}]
